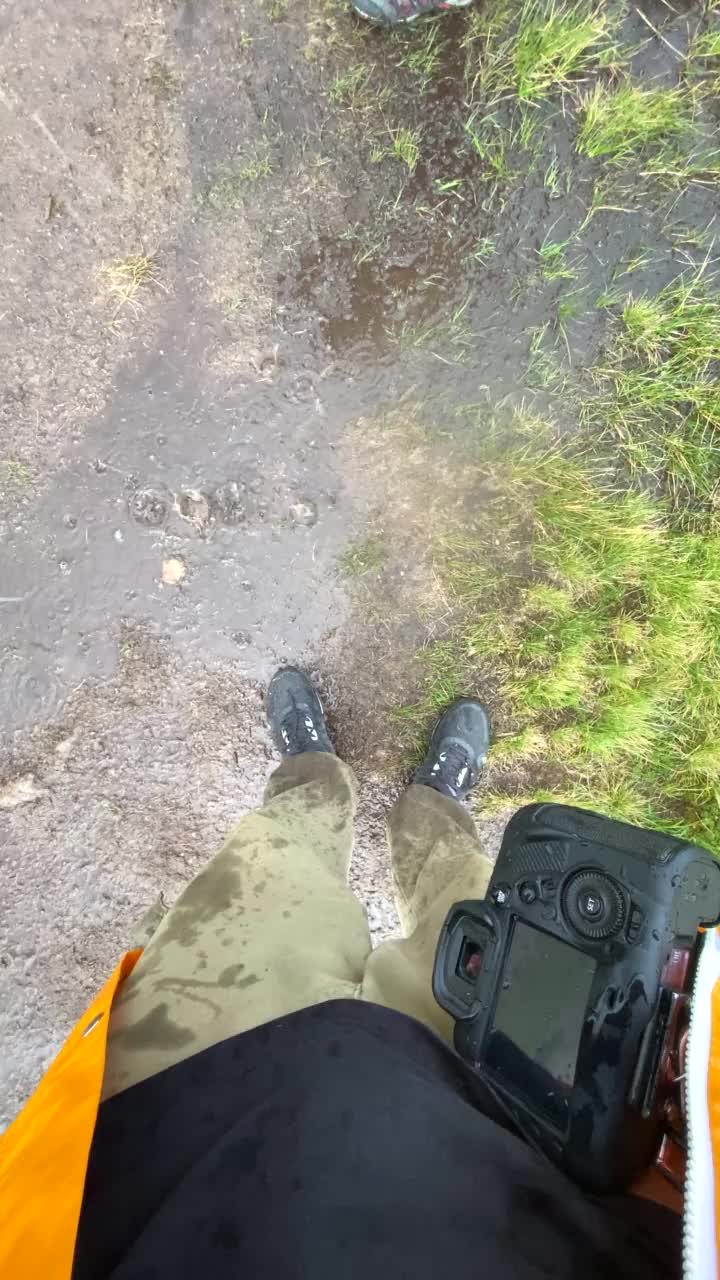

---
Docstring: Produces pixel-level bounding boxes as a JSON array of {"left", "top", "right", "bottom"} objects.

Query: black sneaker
[
  {"left": 266, "top": 668, "right": 335, "bottom": 757},
  {"left": 414, "top": 699, "right": 490, "bottom": 800}
]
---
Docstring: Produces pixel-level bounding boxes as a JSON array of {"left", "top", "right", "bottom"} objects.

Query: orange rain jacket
[
  {"left": 2, "top": 936, "right": 720, "bottom": 1280},
  {"left": 0, "top": 951, "right": 141, "bottom": 1280}
]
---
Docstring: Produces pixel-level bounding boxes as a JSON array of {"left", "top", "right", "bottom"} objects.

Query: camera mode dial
[{"left": 562, "top": 869, "right": 626, "bottom": 940}]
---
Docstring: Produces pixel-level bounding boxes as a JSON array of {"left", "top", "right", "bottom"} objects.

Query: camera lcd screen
[{"left": 485, "top": 921, "right": 596, "bottom": 1128}]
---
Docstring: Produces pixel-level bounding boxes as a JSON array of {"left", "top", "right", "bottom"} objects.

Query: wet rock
[
  {"left": 251, "top": 345, "right": 279, "bottom": 379},
  {"left": 128, "top": 485, "right": 171, "bottom": 528},
  {"left": 285, "top": 373, "right": 316, "bottom": 404},
  {"left": 177, "top": 489, "right": 210, "bottom": 531},
  {"left": 211, "top": 481, "right": 246, "bottom": 526},
  {"left": 161, "top": 557, "right": 186, "bottom": 586},
  {"left": 55, "top": 729, "right": 80, "bottom": 761},
  {"left": 289, "top": 499, "right": 318, "bottom": 528},
  {"left": 0, "top": 774, "right": 48, "bottom": 810}
]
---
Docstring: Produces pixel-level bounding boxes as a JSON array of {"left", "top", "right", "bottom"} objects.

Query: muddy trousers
[{"left": 102, "top": 753, "right": 494, "bottom": 1099}]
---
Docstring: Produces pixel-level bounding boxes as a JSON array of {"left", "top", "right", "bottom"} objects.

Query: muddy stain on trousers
[{"left": 102, "top": 753, "right": 494, "bottom": 1098}]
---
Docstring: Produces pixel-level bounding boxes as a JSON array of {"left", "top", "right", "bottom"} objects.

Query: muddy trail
[{"left": 1, "top": 0, "right": 716, "bottom": 1124}]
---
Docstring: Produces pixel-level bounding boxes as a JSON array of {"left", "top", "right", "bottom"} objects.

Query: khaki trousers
[{"left": 102, "top": 753, "right": 494, "bottom": 1098}]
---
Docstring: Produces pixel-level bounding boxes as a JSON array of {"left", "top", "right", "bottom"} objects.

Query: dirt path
[{"left": 1, "top": 0, "right": 714, "bottom": 1125}]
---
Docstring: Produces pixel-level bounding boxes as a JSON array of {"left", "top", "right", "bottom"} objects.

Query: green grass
[
  {"left": 0, "top": 457, "right": 33, "bottom": 496},
  {"left": 403, "top": 444, "right": 720, "bottom": 851},
  {"left": 472, "top": 236, "right": 497, "bottom": 264},
  {"left": 393, "top": 264, "right": 720, "bottom": 845},
  {"left": 391, "top": 126, "right": 421, "bottom": 174},
  {"left": 204, "top": 150, "right": 273, "bottom": 209},
  {"left": 537, "top": 233, "right": 580, "bottom": 282},
  {"left": 465, "top": 114, "right": 514, "bottom": 182},
  {"left": 576, "top": 79, "right": 720, "bottom": 187},
  {"left": 394, "top": 20, "right": 447, "bottom": 85},
  {"left": 687, "top": 21, "right": 720, "bottom": 90},
  {"left": 588, "top": 266, "right": 720, "bottom": 529},
  {"left": 577, "top": 81, "right": 696, "bottom": 163},
  {"left": 513, "top": 0, "right": 621, "bottom": 100},
  {"left": 527, "top": 323, "right": 571, "bottom": 391},
  {"left": 466, "top": 0, "right": 627, "bottom": 104},
  {"left": 339, "top": 535, "right": 387, "bottom": 577},
  {"left": 395, "top": 296, "right": 475, "bottom": 358},
  {"left": 328, "top": 65, "right": 391, "bottom": 112}
]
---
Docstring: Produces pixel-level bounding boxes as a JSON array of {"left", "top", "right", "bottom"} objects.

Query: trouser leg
[
  {"left": 102, "top": 753, "right": 370, "bottom": 1098},
  {"left": 361, "top": 784, "right": 494, "bottom": 1041}
]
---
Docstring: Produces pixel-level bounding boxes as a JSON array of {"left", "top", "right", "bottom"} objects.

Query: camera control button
[
  {"left": 563, "top": 870, "right": 626, "bottom": 940},
  {"left": 518, "top": 881, "right": 537, "bottom": 905},
  {"left": 626, "top": 905, "right": 644, "bottom": 942},
  {"left": 539, "top": 877, "right": 557, "bottom": 900},
  {"left": 491, "top": 883, "right": 512, "bottom": 907}
]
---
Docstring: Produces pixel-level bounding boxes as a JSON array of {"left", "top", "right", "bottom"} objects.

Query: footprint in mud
[
  {"left": 210, "top": 481, "right": 246, "bottom": 526},
  {"left": 177, "top": 490, "right": 210, "bottom": 531},
  {"left": 129, "top": 480, "right": 249, "bottom": 533},
  {"left": 289, "top": 499, "right": 318, "bottom": 528},
  {"left": 128, "top": 485, "right": 172, "bottom": 528}
]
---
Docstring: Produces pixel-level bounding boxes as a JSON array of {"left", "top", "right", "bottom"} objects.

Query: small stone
[
  {"left": 0, "top": 774, "right": 48, "bottom": 810},
  {"left": 113, "top": 529, "right": 124, "bottom": 543},
  {"left": 55, "top": 729, "right": 80, "bottom": 761},
  {"left": 178, "top": 489, "right": 210, "bottom": 530},
  {"left": 161, "top": 557, "right": 186, "bottom": 586},
  {"left": 289, "top": 499, "right": 318, "bottom": 528}
]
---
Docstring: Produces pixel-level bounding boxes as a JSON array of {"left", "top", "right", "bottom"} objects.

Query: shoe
[
  {"left": 351, "top": 0, "right": 473, "bottom": 26},
  {"left": 414, "top": 698, "right": 490, "bottom": 800},
  {"left": 267, "top": 667, "right": 335, "bottom": 757}
]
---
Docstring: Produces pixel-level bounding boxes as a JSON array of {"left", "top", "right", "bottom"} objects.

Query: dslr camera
[{"left": 433, "top": 803, "right": 720, "bottom": 1192}]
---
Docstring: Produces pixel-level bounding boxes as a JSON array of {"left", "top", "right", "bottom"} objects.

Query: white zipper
[{"left": 684, "top": 928, "right": 720, "bottom": 1280}]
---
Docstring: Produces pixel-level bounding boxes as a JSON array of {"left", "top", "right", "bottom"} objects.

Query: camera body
[{"left": 433, "top": 803, "right": 720, "bottom": 1192}]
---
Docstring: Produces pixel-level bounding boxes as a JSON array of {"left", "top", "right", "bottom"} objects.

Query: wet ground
[{"left": 1, "top": 0, "right": 716, "bottom": 1125}]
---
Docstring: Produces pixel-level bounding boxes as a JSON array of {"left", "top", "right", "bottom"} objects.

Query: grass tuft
[
  {"left": 577, "top": 81, "right": 696, "bottom": 163},
  {"left": 403, "top": 443, "right": 720, "bottom": 851},
  {"left": 339, "top": 535, "right": 387, "bottom": 577},
  {"left": 100, "top": 255, "right": 157, "bottom": 313},
  {"left": 394, "top": 20, "right": 447, "bottom": 85},
  {"left": 391, "top": 126, "right": 421, "bottom": 174},
  {"left": 328, "top": 65, "right": 391, "bottom": 112},
  {"left": 513, "top": 0, "right": 621, "bottom": 101},
  {"left": 588, "top": 266, "right": 720, "bottom": 529},
  {"left": 204, "top": 149, "right": 273, "bottom": 209},
  {"left": 466, "top": 0, "right": 627, "bottom": 104},
  {"left": 0, "top": 457, "right": 33, "bottom": 495}
]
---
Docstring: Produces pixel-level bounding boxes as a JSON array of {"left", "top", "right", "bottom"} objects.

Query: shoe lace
[
  {"left": 437, "top": 741, "right": 474, "bottom": 793},
  {"left": 281, "top": 706, "right": 319, "bottom": 749},
  {"left": 392, "top": 0, "right": 438, "bottom": 12}
]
